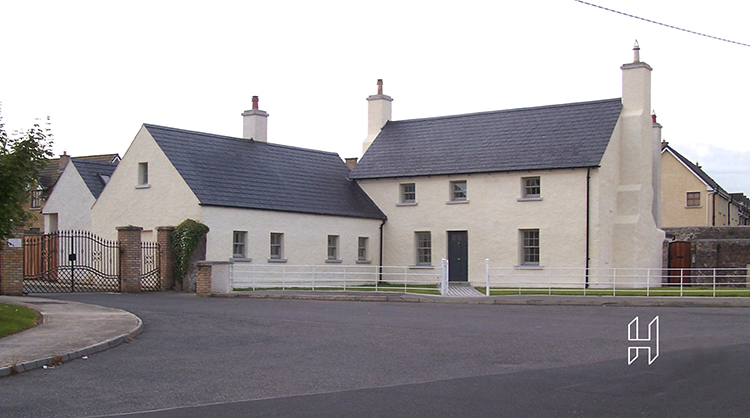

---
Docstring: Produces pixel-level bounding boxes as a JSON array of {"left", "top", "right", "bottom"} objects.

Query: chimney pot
[
  {"left": 377, "top": 79, "right": 383, "bottom": 95},
  {"left": 651, "top": 111, "right": 656, "bottom": 124},
  {"left": 252, "top": 96, "right": 259, "bottom": 110}
]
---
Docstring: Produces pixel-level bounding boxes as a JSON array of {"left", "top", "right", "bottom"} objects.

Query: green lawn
[
  {"left": 477, "top": 286, "right": 750, "bottom": 297},
  {"left": 234, "top": 282, "right": 441, "bottom": 295},
  {"left": 0, "top": 303, "right": 41, "bottom": 339}
]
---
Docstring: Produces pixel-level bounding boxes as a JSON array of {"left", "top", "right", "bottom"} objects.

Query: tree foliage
[
  {"left": 0, "top": 108, "right": 54, "bottom": 241},
  {"left": 172, "top": 219, "right": 210, "bottom": 286}
]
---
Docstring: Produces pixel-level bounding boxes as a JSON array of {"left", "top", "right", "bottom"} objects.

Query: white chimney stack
[
  {"left": 242, "top": 96, "right": 269, "bottom": 142},
  {"left": 363, "top": 79, "right": 392, "bottom": 154}
]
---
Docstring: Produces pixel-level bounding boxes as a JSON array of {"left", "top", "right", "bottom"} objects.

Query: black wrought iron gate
[{"left": 23, "top": 231, "right": 120, "bottom": 293}]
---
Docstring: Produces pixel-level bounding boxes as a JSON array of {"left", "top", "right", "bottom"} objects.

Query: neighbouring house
[
  {"left": 349, "top": 44, "right": 665, "bottom": 286},
  {"left": 730, "top": 193, "right": 750, "bottom": 225},
  {"left": 42, "top": 158, "right": 119, "bottom": 232},
  {"left": 91, "top": 97, "right": 386, "bottom": 264},
  {"left": 20, "top": 153, "right": 120, "bottom": 234},
  {"left": 660, "top": 142, "right": 745, "bottom": 227}
]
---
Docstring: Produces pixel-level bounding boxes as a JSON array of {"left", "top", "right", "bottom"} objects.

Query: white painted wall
[
  {"left": 42, "top": 163, "right": 95, "bottom": 232},
  {"left": 611, "top": 58, "right": 665, "bottom": 277},
  {"left": 91, "top": 125, "right": 201, "bottom": 240},
  {"left": 357, "top": 169, "right": 589, "bottom": 284},
  {"left": 200, "top": 205, "right": 383, "bottom": 265}
]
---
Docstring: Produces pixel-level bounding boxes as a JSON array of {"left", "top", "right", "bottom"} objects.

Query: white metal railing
[
  {"left": 227, "top": 260, "right": 749, "bottom": 298},
  {"left": 485, "top": 264, "right": 750, "bottom": 297},
  {"left": 230, "top": 262, "right": 442, "bottom": 294}
]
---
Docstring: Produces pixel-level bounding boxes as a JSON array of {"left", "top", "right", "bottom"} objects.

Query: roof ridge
[
  {"left": 144, "top": 123, "right": 340, "bottom": 157},
  {"left": 389, "top": 97, "right": 622, "bottom": 124},
  {"left": 663, "top": 144, "right": 727, "bottom": 195},
  {"left": 70, "top": 158, "right": 117, "bottom": 164}
]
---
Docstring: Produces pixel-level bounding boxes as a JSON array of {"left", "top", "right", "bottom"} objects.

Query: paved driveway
[{"left": 1, "top": 293, "right": 749, "bottom": 417}]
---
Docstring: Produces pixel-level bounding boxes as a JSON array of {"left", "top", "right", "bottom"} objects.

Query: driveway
[{"left": 1, "top": 293, "right": 749, "bottom": 417}]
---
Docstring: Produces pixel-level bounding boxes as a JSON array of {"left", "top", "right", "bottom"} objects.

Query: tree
[{"left": 0, "top": 108, "right": 54, "bottom": 241}]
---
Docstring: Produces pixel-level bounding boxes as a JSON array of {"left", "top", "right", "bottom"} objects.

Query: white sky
[{"left": 2, "top": 0, "right": 749, "bottom": 194}]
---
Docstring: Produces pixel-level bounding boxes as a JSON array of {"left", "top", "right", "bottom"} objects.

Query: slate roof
[
  {"left": 349, "top": 98, "right": 623, "bottom": 179},
  {"left": 39, "top": 154, "right": 121, "bottom": 197},
  {"left": 144, "top": 124, "right": 386, "bottom": 220},
  {"left": 662, "top": 144, "right": 728, "bottom": 197},
  {"left": 70, "top": 159, "right": 118, "bottom": 199}
]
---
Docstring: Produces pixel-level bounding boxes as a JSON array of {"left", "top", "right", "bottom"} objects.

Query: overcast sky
[{"left": 2, "top": 0, "right": 749, "bottom": 194}]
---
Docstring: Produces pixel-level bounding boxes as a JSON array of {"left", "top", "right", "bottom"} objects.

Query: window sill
[
  {"left": 445, "top": 200, "right": 469, "bottom": 205},
  {"left": 356, "top": 259, "right": 372, "bottom": 264},
  {"left": 514, "top": 265, "right": 543, "bottom": 270},
  {"left": 396, "top": 202, "right": 418, "bottom": 207},
  {"left": 135, "top": 184, "right": 151, "bottom": 189},
  {"left": 409, "top": 265, "right": 435, "bottom": 269},
  {"left": 326, "top": 259, "right": 343, "bottom": 264},
  {"left": 685, "top": 206, "right": 702, "bottom": 209},
  {"left": 517, "top": 197, "right": 542, "bottom": 202},
  {"left": 268, "top": 258, "right": 287, "bottom": 263},
  {"left": 230, "top": 257, "right": 252, "bottom": 263}
]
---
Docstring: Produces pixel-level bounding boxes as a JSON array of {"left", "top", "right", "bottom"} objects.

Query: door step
[{"left": 445, "top": 284, "right": 485, "bottom": 297}]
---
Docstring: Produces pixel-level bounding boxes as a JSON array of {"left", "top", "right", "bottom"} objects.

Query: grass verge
[
  {"left": 476, "top": 286, "right": 750, "bottom": 297},
  {"left": 0, "top": 304, "right": 42, "bottom": 339},
  {"left": 234, "top": 282, "right": 441, "bottom": 295}
]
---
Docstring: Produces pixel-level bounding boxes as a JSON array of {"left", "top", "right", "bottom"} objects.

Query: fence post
[
  {"left": 441, "top": 258, "right": 449, "bottom": 295},
  {"left": 485, "top": 259, "right": 490, "bottom": 296},
  {"left": 343, "top": 266, "right": 347, "bottom": 291},
  {"left": 680, "top": 269, "right": 684, "bottom": 297},
  {"left": 311, "top": 265, "right": 315, "bottom": 291},
  {"left": 613, "top": 269, "right": 617, "bottom": 296},
  {"left": 229, "top": 261, "right": 234, "bottom": 291},
  {"left": 713, "top": 268, "right": 717, "bottom": 297},
  {"left": 647, "top": 268, "right": 651, "bottom": 297},
  {"left": 0, "top": 238, "right": 24, "bottom": 295}
]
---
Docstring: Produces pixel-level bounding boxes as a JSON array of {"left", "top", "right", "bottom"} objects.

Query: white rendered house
[
  {"left": 349, "top": 45, "right": 665, "bottom": 286},
  {"left": 42, "top": 159, "right": 118, "bottom": 233},
  {"left": 91, "top": 97, "right": 386, "bottom": 265}
]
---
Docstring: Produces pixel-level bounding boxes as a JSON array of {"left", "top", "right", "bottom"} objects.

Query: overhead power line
[{"left": 574, "top": 0, "right": 750, "bottom": 48}]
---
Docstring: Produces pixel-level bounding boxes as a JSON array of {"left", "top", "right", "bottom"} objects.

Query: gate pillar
[
  {"left": 118, "top": 226, "right": 143, "bottom": 293},
  {"left": 156, "top": 226, "right": 175, "bottom": 290},
  {"left": 0, "top": 238, "right": 24, "bottom": 295}
]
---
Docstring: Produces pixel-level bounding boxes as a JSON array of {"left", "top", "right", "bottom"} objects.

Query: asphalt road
[{"left": 1, "top": 293, "right": 749, "bottom": 417}]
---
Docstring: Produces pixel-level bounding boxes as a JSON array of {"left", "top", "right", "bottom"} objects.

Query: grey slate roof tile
[
  {"left": 144, "top": 124, "right": 385, "bottom": 220},
  {"left": 349, "top": 98, "right": 623, "bottom": 179},
  {"left": 69, "top": 159, "right": 118, "bottom": 199}
]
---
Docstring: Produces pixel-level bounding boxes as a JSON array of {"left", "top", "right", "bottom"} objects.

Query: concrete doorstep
[{"left": 0, "top": 296, "right": 142, "bottom": 377}]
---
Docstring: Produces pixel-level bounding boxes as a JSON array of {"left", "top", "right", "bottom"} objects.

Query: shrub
[{"left": 172, "top": 219, "right": 209, "bottom": 286}]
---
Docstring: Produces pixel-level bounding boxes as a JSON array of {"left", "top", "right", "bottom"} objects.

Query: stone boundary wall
[{"left": 663, "top": 227, "right": 750, "bottom": 282}]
